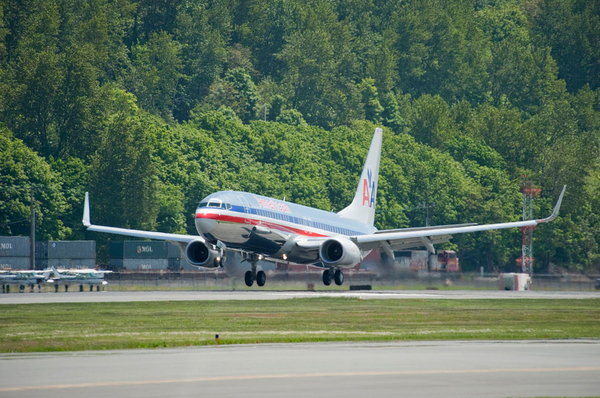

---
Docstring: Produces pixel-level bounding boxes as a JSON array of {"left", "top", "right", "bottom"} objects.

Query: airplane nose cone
[{"left": 195, "top": 217, "right": 216, "bottom": 235}]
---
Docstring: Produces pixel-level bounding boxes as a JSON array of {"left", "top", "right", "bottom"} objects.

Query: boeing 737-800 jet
[{"left": 83, "top": 128, "right": 566, "bottom": 287}]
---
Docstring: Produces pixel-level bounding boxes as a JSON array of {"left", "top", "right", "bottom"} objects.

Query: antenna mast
[{"left": 520, "top": 178, "right": 540, "bottom": 274}]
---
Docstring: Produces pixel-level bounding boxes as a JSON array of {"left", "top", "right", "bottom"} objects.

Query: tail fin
[{"left": 338, "top": 128, "right": 382, "bottom": 226}]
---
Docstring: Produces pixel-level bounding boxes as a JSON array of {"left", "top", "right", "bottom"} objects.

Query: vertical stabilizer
[{"left": 338, "top": 128, "right": 382, "bottom": 226}]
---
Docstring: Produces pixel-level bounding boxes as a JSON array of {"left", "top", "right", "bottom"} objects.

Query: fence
[{"left": 103, "top": 271, "right": 600, "bottom": 291}]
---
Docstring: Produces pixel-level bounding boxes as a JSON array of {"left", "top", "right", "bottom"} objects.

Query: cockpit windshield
[{"left": 198, "top": 201, "right": 232, "bottom": 210}]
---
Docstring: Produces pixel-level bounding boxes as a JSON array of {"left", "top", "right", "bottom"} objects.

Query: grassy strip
[{"left": 1, "top": 298, "right": 599, "bottom": 352}]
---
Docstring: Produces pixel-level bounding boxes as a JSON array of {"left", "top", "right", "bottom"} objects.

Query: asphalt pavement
[
  {"left": 1, "top": 341, "right": 599, "bottom": 398},
  {"left": 2, "top": 289, "right": 600, "bottom": 304}
]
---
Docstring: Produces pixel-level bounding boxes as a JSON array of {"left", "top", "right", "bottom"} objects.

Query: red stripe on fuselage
[{"left": 196, "top": 211, "right": 329, "bottom": 238}]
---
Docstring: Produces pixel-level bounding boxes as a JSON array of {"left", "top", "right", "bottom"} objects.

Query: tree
[
  {"left": 49, "top": 156, "right": 90, "bottom": 240},
  {"left": 89, "top": 88, "right": 159, "bottom": 232},
  {"left": 380, "top": 91, "right": 406, "bottom": 133},
  {"left": 532, "top": 0, "right": 600, "bottom": 92},
  {"left": 276, "top": 1, "right": 362, "bottom": 128},
  {"left": 223, "top": 68, "right": 260, "bottom": 123},
  {"left": 129, "top": 31, "right": 182, "bottom": 122},
  {"left": 489, "top": 38, "right": 567, "bottom": 116},
  {"left": 0, "top": 127, "right": 69, "bottom": 239},
  {"left": 393, "top": 0, "right": 491, "bottom": 105},
  {"left": 359, "top": 78, "right": 384, "bottom": 123},
  {"left": 276, "top": 108, "right": 306, "bottom": 126},
  {"left": 173, "top": 0, "right": 230, "bottom": 120},
  {"left": 408, "top": 94, "right": 457, "bottom": 148}
]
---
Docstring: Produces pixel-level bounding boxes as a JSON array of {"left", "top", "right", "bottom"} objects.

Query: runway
[
  {"left": 1, "top": 289, "right": 600, "bottom": 304},
  {"left": 1, "top": 341, "right": 599, "bottom": 398}
]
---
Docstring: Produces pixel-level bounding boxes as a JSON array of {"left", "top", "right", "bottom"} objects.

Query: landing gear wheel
[
  {"left": 334, "top": 269, "right": 344, "bottom": 286},
  {"left": 322, "top": 269, "right": 332, "bottom": 286},
  {"left": 256, "top": 270, "right": 266, "bottom": 287},
  {"left": 244, "top": 270, "right": 254, "bottom": 287},
  {"left": 215, "top": 255, "right": 226, "bottom": 267}
]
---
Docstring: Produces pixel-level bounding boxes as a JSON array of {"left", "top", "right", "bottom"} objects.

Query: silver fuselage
[{"left": 195, "top": 191, "right": 376, "bottom": 265}]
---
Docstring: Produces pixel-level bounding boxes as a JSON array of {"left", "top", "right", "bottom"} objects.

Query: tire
[
  {"left": 322, "top": 269, "right": 332, "bottom": 286},
  {"left": 244, "top": 270, "right": 254, "bottom": 287},
  {"left": 334, "top": 269, "right": 344, "bottom": 286},
  {"left": 215, "top": 255, "right": 226, "bottom": 268},
  {"left": 256, "top": 270, "right": 266, "bottom": 287}
]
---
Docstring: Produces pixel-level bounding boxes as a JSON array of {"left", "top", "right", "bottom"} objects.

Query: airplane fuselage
[{"left": 195, "top": 191, "right": 376, "bottom": 265}]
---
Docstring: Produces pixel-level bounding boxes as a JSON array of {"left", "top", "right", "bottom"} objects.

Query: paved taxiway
[
  {"left": 1, "top": 341, "right": 599, "bottom": 398},
  {"left": 2, "top": 289, "right": 600, "bottom": 304}
]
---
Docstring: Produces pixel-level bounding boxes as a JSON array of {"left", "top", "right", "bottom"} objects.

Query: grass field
[{"left": 1, "top": 298, "right": 599, "bottom": 352}]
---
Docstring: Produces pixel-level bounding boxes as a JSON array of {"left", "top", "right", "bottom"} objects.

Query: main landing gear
[
  {"left": 322, "top": 268, "right": 344, "bottom": 286},
  {"left": 244, "top": 254, "right": 266, "bottom": 287}
]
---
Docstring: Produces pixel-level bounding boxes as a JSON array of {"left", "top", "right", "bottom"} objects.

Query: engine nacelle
[
  {"left": 185, "top": 240, "right": 221, "bottom": 268},
  {"left": 319, "top": 237, "right": 361, "bottom": 268}
]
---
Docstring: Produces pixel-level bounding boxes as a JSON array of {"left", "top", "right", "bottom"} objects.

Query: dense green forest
[{"left": 1, "top": 0, "right": 599, "bottom": 273}]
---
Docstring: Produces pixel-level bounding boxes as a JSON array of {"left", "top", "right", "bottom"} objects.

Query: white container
[{"left": 499, "top": 273, "right": 532, "bottom": 291}]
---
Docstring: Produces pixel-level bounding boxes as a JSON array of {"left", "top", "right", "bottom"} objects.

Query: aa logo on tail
[{"left": 362, "top": 168, "right": 376, "bottom": 208}]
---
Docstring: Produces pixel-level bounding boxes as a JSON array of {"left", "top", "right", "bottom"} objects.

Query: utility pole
[
  {"left": 417, "top": 202, "right": 435, "bottom": 227},
  {"left": 30, "top": 186, "right": 36, "bottom": 270}
]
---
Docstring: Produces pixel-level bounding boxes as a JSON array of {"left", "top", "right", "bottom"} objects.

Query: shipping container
[
  {"left": 0, "top": 236, "right": 30, "bottom": 257},
  {"left": 180, "top": 258, "right": 199, "bottom": 271},
  {"left": 111, "top": 241, "right": 169, "bottom": 259},
  {"left": 122, "top": 258, "right": 169, "bottom": 270},
  {"left": 35, "top": 241, "right": 48, "bottom": 259},
  {"left": 0, "top": 257, "right": 31, "bottom": 270},
  {"left": 47, "top": 241, "right": 96, "bottom": 259},
  {"left": 124, "top": 241, "right": 167, "bottom": 259},
  {"left": 109, "top": 242, "right": 124, "bottom": 259},
  {"left": 168, "top": 242, "right": 183, "bottom": 258},
  {"left": 393, "top": 251, "right": 428, "bottom": 271},
  {"left": 48, "top": 259, "right": 96, "bottom": 269},
  {"left": 109, "top": 258, "right": 123, "bottom": 269}
]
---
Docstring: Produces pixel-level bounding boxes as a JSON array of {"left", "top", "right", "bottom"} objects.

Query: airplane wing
[
  {"left": 83, "top": 192, "right": 201, "bottom": 244},
  {"left": 353, "top": 185, "right": 566, "bottom": 256}
]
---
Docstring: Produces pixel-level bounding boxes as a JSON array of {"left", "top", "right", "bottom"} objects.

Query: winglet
[
  {"left": 539, "top": 185, "right": 566, "bottom": 223},
  {"left": 83, "top": 192, "right": 91, "bottom": 227}
]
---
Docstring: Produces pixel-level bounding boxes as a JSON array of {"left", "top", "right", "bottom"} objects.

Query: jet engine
[
  {"left": 185, "top": 240, "right": 221, "bottom": 268},
  {"left": 319, "top": 237, "right": 361, "bottom": 268}
]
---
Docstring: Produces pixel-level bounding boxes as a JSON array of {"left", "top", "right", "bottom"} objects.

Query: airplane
[
  {"left": 45, "top": 267, "right": 111, "bottom": 286},
  {"left": 0, "top": 269, "right": 53, "bottom": 285},
  {"left": 83, "top": 128, "right": 566, "bottom": 287}
]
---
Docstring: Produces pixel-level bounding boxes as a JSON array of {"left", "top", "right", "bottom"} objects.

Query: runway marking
[{"left": 2, "top": 367, "right": 600, "bottom": 392}]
